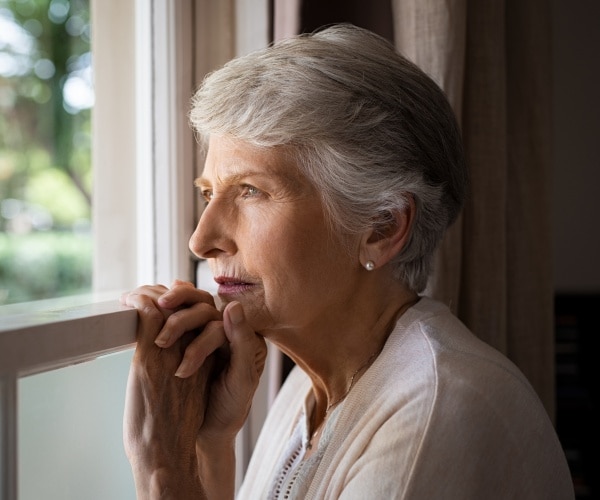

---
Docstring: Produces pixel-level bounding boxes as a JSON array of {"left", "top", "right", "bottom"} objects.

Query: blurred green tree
[
  {"left": 0, "top": 0, "right": 92, "bottom": 304},
  {"left": 1, "top": 0, "right": 91, "bottom": 220}
]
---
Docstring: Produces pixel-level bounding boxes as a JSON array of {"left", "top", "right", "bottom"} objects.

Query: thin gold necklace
[
  {"left": 323, "top": 296, "right": 419, "bottom": 415},
  {"left": 307, "top": 349, "right": 380, "bottom": 450},
  {"left": 325, "top": 349, "right": 379, "bottom": 414},
  {"left": 306, "top": 296, "right": 420, "bottom": 450}
]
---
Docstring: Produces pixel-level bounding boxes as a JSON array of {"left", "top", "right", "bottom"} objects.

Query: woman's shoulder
[
  {"left": 313, "top": 297, "right": 572, "bottom": 499},
  {"left": 390, "top": 296, "right": 530, "bottom": 387},
  {"left": 367, "top": 296, "right": 546, "bottom": 423}
]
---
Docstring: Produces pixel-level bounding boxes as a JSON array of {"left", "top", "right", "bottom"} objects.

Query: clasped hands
[{"left": 120, "top": 280, "right": 267, "bottom": 498}]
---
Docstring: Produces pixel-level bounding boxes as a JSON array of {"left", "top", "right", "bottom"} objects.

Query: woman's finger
[
  {"left": 174, "top": 321, "right": 227, "bottom": 378},
  {"left": 158, "top": 284, "right": 216, "bottom": 310},
  {"left": 120, "top": 284, "right": 176, "bottom": 320},
  {"left": 154, "top": 301, "right": 223, "bottom": 348},
  {"left": 222, "top": 302, "right": 268, "bottom": 400},
  {"left": 123, "top": 292, "right": 166, "bottom": 349},
  {"left": 196, "top": 302, "right": 267, "bottom": 442},
  {"left": 120, "top": 284, "right": 169, "bottom": 304}
]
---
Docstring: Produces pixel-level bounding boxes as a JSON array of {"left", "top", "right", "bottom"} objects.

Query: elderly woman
[{"left": 121, "top": 24, "right": 574, "bottom": 499}]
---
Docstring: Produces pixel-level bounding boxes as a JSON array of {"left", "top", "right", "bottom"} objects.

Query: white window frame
[
  {"left": 0, "top": 1, "right": 278, "bottom": 499},
  {"left": 94, "top": 0, "right": 197, "bottom": 290}
]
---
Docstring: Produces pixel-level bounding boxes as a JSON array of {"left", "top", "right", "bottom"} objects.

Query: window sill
[{"left": 0, "top": 293, "right": 137, "bottom": 378}]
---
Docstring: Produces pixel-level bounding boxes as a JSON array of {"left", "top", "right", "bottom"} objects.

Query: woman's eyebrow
[
  {"left": 194, "top": 170, "right": 294, "bottom": 189},
  {"left": 194, "top": 176, "right": 214, "bottom": 189}
]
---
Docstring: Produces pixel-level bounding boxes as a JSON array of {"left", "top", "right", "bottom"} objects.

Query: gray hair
[{"left": 190, "top": 24, "right": 467, "bottom": 293}]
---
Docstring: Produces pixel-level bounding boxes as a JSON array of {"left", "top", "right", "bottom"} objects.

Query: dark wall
[
  {"left": 299, "top": 0, "right": 394, "bottom": 41},
  {"left": 552, "top": 0, "right": 600, "bottom": 293}
]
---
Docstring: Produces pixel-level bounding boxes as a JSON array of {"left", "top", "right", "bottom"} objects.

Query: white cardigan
[{"left": 237, "top": 297, "right": 574, "bottom": 499}]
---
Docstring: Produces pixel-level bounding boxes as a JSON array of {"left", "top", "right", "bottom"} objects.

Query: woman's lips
[{"left": 214, "top": 276, "right": 255, "bottom": 296}]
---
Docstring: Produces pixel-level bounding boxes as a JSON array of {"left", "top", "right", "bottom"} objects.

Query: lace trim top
[{"left": 267, "top": 392, "right": 342, "bottom": 500}]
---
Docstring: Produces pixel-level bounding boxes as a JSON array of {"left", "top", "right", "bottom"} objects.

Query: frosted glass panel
[{"left": 18, "top": 350, "right": 135, "bottom": 500}]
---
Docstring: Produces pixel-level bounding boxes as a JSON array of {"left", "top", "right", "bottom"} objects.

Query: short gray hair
[{"left": 190, "top": 24, "right": 467, "bottom": 293}]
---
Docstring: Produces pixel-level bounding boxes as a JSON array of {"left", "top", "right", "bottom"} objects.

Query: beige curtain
[
  {"left": 274, "top": 0, "right": 555, "bottom": 418},
  {"left": 392, "top": 0, "right": 555, "bottom": 418}
]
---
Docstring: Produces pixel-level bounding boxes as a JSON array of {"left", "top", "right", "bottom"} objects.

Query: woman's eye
[{"left": 241, "top": 185, "right": 261, "bottom": 198}]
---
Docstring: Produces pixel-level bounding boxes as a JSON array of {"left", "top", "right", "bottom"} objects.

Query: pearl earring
[{"left": 364, "top": 260, "right": 375, "bottom": 271}]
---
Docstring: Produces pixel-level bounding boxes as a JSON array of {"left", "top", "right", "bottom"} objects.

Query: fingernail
[
  {"left": 155, "top": 330, "right": 170, "bottom": 347},
  {"left": 174, "top": 360, "right": 191, "bottom": 378},
  {"left": 159, "top": 292, "right": 174, "bottom": 305},
  {"left": 228, "top": 302, "right": 244, "bottom": 325}
]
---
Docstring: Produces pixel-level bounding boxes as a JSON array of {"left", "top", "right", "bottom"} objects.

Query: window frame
[
  {"left": 1, "top": 0, "right": 198, "bottom": 497},
  {"left": 93, "top": 0, "right": 198, "bottom": 291},
  {"left": 0, "top": 1, "right": 277, "bottom": 498}
]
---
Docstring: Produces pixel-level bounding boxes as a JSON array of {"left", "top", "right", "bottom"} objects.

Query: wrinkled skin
[{"left": 121, "top": 280, "right": 267, "bottom": 498}]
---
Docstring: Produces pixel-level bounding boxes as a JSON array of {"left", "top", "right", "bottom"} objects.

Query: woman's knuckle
[{"left": 142, "top": 304, "right": 162, "bottom": 322}]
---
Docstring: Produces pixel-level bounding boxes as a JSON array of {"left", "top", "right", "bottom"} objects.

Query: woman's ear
[{"left": 359, "top": 195, "right": 416, "bottom": 270}]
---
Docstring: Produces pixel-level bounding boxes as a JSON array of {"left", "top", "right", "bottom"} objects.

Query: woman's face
[{"left": 190, "top": 135, "right": 362, "bottom": 337}]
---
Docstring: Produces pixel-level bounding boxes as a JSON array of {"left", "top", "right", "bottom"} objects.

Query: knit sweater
[{"left": 237, "top": 297, "right": 574, "bottom": 499}]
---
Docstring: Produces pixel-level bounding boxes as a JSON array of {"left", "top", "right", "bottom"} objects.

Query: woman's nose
[{"left": 188, "top": 199, "right": 236, "bottom": 259}]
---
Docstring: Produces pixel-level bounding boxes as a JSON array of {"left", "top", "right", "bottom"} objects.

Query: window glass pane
[
  {"left": 18, "top": 350, "right": 135, "bottom": 500},
  {"left": 0, "top": 0, "right": 93, "bottom": 305}
]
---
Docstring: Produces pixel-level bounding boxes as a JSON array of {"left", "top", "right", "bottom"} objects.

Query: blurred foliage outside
[
  {"left": 0, "top": 0, "right": 93, "bottom": 306},
  {"left": 0, "top": 231, "right": 91, "bottom": 304}
]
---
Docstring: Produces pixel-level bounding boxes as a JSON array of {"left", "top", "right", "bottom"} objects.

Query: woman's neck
[{"left": 272, "top": 284, "right": 419, "bottom": 434}]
